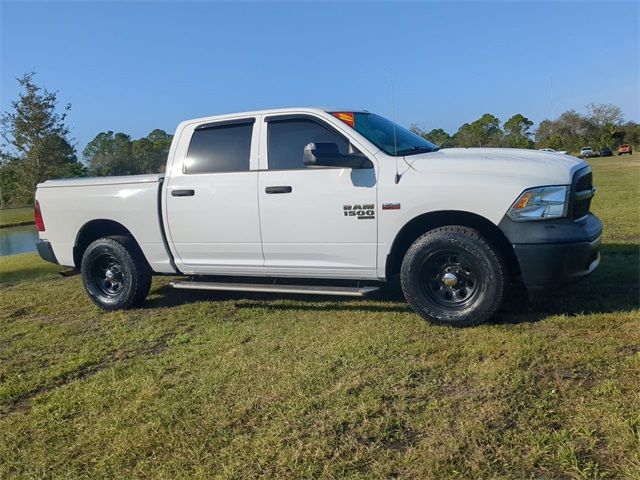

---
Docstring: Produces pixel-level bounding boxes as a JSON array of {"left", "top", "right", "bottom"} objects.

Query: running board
[{"left": 169, "top": 281, "right": 379, "bottom": 297}]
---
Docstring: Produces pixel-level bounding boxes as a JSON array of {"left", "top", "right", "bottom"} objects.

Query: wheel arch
[
  {"left": 385, "top": 210, "right": 520, "bottom": 280},
  {"left": 73, "top": 219, "right": 147, "bottom": 269}
]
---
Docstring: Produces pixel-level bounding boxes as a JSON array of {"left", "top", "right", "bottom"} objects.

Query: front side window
[
  {"left": 185, "top": 121, "right": 253, "bottom": 174},
  {"left": 267, "top": 118, "right": 350, "bottom": 170}
]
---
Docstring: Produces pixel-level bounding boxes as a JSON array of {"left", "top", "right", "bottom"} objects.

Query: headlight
[{"left": 506, "top": 186, "right": 569, "bottom": 221}]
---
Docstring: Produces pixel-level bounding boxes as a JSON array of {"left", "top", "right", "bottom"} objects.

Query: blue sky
[{"left": 1, "top": 1, "right": 638, "bottom": 155}]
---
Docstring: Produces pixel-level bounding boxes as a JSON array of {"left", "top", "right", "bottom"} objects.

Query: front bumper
[
  {"left": 512, "top": 234, "right": 601, "bottom": 290},
  {"left": 498, "top": 214, "right": 603, "bottom": 291},
  {"left": 36, "top": 240, "right": 59, "bottom": 265}
]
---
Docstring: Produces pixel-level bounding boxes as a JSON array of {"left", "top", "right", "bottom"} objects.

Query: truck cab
[{"left": 163, "top": 110, "right": 380, "bottom": 278}]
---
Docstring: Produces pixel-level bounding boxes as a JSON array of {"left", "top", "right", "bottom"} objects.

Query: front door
[
  {"left": 165, "top": 118, "right": 263, "bottom": 274},
  {"left": 257, "top": 115, "right": 378, "bottom": 278}
]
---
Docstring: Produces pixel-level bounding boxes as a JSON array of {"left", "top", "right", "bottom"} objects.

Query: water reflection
[{"left": 0, "top": 225, "right": 38, "bottom": 256}]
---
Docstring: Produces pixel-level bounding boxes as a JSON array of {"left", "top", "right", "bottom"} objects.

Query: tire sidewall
[
  {"left": 81, "top": 239, "right": 139, "bottom": 310},
  {"left": 401, "top": 228, "right": 504, "bottom": 326}
]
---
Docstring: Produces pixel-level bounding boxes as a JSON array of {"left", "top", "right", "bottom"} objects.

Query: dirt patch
[
  {"left": 616, "top": 344, "right": 640, "bottom": 356},
  {"left": 5, "top": 360, "right": 107, "bottom": 415},
  {"left": 7, "top": 307, "right": 31, "bottom": 319},
  {"left": 2, "top": 333, "right": 177, "bottom": 415}
]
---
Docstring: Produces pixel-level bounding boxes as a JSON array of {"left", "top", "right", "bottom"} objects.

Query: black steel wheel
[
  {"left": 420, "top": 248, "right": 482, "bottom": 309},
  {"left": 90, "top": 253, "right": 125, "bottom": 297},
  {"left": 81, "top": 236, "right": 151, "bottom": 311},
  {"left": 400, "top": 226, "right": 506, "bottom": 327}
]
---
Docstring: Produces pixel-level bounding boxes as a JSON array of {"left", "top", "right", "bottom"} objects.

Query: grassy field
[
  {"left": 0, "top": 155, "right": 638, "bottom": 479},
  {"left": 0, "top": 206, "right": 34, "bottom": 228}
]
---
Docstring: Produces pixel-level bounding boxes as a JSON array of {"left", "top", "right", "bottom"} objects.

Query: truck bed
[{"left": 36, "top": 174, "right": 175, "bottom": 273}]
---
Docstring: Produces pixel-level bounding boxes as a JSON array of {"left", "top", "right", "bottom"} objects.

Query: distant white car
[
  {"left": 538, "top": 148, "right": 568, "bottom": 154},
  {"left": 580, "top": 147, "right": 595, "bottom": 158}
]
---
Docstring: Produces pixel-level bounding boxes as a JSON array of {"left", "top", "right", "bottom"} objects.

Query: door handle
[
  {"left": 171, "top": 189, "right": 195, "bottom": 197},
  {"left": 265, "top": 186, "right": 292, "bottom": 194}
]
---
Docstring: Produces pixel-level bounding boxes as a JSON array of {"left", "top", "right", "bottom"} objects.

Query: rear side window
[
  {"left": 267, "top": 119, "right": 349, "bottom": 170},
  {"left": 185, "top": 121, "right": 253, "bottom": 174}
]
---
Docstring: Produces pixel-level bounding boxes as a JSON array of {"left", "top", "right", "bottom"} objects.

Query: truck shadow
[
  {"left": 144, "top": 286, "right": 412, "bottom": 315},
  {"left": 144, "top": 244, "right": 639, "bottom": 325}
]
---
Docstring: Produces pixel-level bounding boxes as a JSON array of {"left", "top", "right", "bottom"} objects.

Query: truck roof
[{"left": 178, "top": 107, "right": 367, "bottom": 126}]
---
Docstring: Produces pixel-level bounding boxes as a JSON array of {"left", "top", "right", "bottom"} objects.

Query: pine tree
[{"left": 0, "top": 73, "right": 83, "bottom": 206}]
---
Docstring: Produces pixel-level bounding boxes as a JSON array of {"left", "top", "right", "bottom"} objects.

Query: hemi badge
[{"left": 382, "top": 202, "right": 401, "bottom": 210}]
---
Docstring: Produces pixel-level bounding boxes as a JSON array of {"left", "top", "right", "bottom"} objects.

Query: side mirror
[{"left": 303, "top": 142, "right": 372, "bottom": 169}]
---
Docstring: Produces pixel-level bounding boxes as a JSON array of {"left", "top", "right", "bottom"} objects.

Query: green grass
[
  {"left": 588, "top": 153, "right": 640, "bottom": 244},
  {"left": 0, "top": 156, "right": 638, "bottom": 479},
  {"left": 0, "top": 252, "right": 61, "bottom": 284},
  {"left": 0, "top": 206, "right": 34, "bottom": 228}
]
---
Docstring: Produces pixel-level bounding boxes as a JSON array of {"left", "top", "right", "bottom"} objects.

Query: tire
[
  {"left": 400, "top": 226, "right": 506, "bottom": 327},
  {"left": 81, "top": 235, "right": 152, "bottom": 311}
]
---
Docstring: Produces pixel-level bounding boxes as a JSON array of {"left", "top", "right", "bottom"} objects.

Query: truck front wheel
[
  {"left": 400, "top": 226, "right": 506, "bottom": 327},
  {"left": 81, "top": 236, "right": 152, "bottom": 311}
]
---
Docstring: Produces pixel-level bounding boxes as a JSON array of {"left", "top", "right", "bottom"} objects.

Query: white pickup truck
[{"left": 35, "top": 108, "right": 602, "bottom": 326}]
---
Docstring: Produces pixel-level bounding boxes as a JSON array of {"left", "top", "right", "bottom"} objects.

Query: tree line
[
  {"left": 1, "top": 73, "right": 638, "bottom": 208},
  {"left": 82, "top": 129, "right": 172, "bottom": 177},
  {"left": 411, "top": 105, "right": 640, "bottom": 152}
]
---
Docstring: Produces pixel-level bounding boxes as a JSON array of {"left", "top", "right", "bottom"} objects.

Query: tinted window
[
  {"left": 267, "top": 119, "right": 349, "bottom": 170},
  {"left": 185, "top": 122, "right": 252, "bottom": 174}
]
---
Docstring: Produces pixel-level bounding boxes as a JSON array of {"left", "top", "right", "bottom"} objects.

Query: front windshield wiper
[{"left": 395, "top": 146, "right": 439, "bottom": 156}]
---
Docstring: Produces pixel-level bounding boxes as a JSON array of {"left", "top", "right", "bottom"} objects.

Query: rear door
[
  {"left": 257, "top": 114, "right": 378, "bottom": 278},
  {"left": 164, "top": 117, "right": 263, "bottom": 274}
]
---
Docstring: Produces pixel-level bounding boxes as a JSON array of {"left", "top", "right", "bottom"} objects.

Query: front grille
[
  {"left": 575, "top": 172, "right": 593, "bottom": 192},
  {"left": 573, "top": 199, "right": 590, "bottom": 219},
  {"left": 572, "top": 170, "right": 594, "bottom": 220}
]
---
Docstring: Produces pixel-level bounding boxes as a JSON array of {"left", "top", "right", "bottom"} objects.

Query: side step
[{"left": 170, "top": 281, "right": 380, "bottom": 297}]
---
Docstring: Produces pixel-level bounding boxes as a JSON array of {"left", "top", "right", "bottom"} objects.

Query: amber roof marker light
[{"left": 331, "top": 112, "right": 355, "bottom": 128}]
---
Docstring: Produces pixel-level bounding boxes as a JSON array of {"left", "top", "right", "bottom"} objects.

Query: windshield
[{"left": 332, "top": 112, "right": 438, "bottom": 156}]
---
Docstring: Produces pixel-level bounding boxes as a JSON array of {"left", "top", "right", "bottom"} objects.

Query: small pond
[{"left": 0, "top": 224, "right": 38, "bottom": 256}]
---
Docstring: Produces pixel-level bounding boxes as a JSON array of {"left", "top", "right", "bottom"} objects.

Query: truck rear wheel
[
  {"left": 400, "top": 226, "right": 506, "bottom": 327},
  {"left": 81, "top": 235, "right": 151, "bottom": 311}
]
